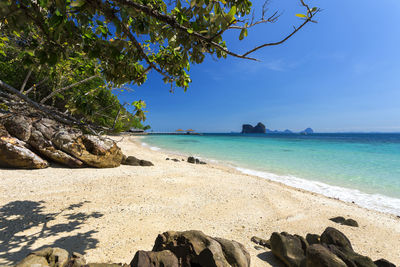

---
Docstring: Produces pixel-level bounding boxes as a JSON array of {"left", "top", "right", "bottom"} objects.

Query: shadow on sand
[{"left": 0, "top": 200, "right": 103, "bottom": 265}]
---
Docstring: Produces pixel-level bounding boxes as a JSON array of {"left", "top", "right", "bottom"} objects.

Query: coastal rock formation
[
  {"left": 0, "top": 116, "right": 123, "bottom": 169},
  {"left": 241, "top": 122, "right": 266, "bottom": 134},
  {"left": 0, "top": 93, "right": 151, "bottom": 169},
  {"left": 151, "top": 230, "right": 250, "bottom": 267},
  {"left": 255, "top": 227, "right": 395, "bottom": 267},
  {"left": 17, "top": 231, "right": 250, "bottom": 267}
]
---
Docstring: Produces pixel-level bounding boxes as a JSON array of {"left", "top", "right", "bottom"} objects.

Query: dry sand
[{"left": 0, "top": 136, "right": 399, "bottom": 266}]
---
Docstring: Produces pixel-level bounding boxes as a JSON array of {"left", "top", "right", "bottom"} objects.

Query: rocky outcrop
[
  {"left": 255, "top": 227, "right": 396, "bottom": 267},
  {"left": 0, "top": 94, "right": 136, "bottom": 169},
  {"left": 241, "top": 122, "right": 266, "bottom": 134},
  {"left": 17, "top": 231, "right": 250, "bottom": 267},
  {"left": 151, "top": 230, "right": 250, "bottom": 267}
]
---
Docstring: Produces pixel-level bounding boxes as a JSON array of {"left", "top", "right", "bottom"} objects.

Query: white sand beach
[{"left": 0, "top": 136, "right": 399, "bottom": 266}]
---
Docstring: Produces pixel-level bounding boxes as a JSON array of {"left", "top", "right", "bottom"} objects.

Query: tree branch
[
  {"left": 40, "top": 75, "right": 99, "bottom": 104},
  {"left": 20, "top": 69, "right": 32, "bottom": 92},
  {"left": 24, "top": 77, "right": 48, "bottom": 94}
]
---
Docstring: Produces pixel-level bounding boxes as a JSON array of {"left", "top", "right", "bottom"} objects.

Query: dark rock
[
  {"left": 326, "top": 244, "right": 376, "bottom": 267},
  {"left": 320, "top": 227, "right": 353, "bottom": 252},
  {"left": 152, "top": 230, "right": 250, "bottom": 267},
  {"left": 139, "top": 159, "right": 154, "bottom": 166},
  {"left": 330, "top": 217, "right": 359, "bottom": 227},
  {"left": 374, "top": 258, "right": 396, "bottom": 267},
  {"left": 306, "top": 234, "right": 320, "bottom": 245},
  {"left": 187, "top": 156, "right": 195, "bottom": 164},
  {"left": 343, "top": 219, "right": 359, "bottom": 227},
  {"left": 251, "top": 236, "right": 271, "bottom": 249},
  {"left": 195, "top": 158, "right": 200, "bottom": 164},
  {"left": 131, "top": 250, "right": 179, "bottom": 267},
  {"left": 269, "top": 232, "right": 306, "bottom": 267},
  {"left": 166, "top": 158, "right": 170, "bottom": 160},
  {"left": 16, "top": 247, "right": 69, "bottom": 267},
  {"left": 4, "top": 115, "right": 32, "bottom": 141},
  {"left": 306, "top": 244, "right": 347, "bottom": 267},
  {"left": 330, "top": 216, "right": 346, "bottom": 224},
  {"left": 122, "top": 156, "right": 154, "bottom": 166},
  {"left": 171, "top": 158, "right": 180, "bottom": 162},
  {"left": 0, "top": 136, "right": 49, "bottom": 169},
  {"left": 241, "top": 122, "right": 266, "bottom": 134}
]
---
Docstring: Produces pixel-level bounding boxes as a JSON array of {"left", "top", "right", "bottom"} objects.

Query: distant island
[
  {"left": 242, "top": 123, "right": 266, "bottom": 133},
  {"left": 241, "top": 122, "right": 314, "bottom": 134}
]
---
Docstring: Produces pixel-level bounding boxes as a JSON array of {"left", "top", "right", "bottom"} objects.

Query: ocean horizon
[{"left": 142, "top": 133, "right": 400, "bottom": 216}]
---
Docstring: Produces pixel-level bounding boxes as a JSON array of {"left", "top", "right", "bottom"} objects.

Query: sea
[{"left": 141, "top": 133, "right": 400, "bottom": 216}]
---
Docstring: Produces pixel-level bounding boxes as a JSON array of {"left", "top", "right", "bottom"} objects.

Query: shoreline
[
  {"left": 0, "top": 135, "right": 399, "bottom": 266},
  {"left": 138, "top": 135, "right": 400, "bottom": 218}
]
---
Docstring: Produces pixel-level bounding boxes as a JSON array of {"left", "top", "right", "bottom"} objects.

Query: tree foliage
[
  {"left": 0, "top": 35, "right": 148, "bottom": 132},
  {"left": 0, "top": 0, "right": 319, "bottom": 90}
]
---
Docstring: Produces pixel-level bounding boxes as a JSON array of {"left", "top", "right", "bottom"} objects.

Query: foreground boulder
[
  {"left": 17, "top": 231, "right": 249, "bottom": 267},
  {"left": 151, "top": 230, "right": 250, "bottom": 267},
  {"left": 306, "top": 244, "right": 347, "bottom": 267},
  {"left": 131, "top": 250, "right": 179, "bottom": 267},
  {"left": 16, "top": 247, "right": 69, "bottom": 267},
  {"left": 261, "top": 227, "right": 396, "bottom": 267},
  {"left": 269, "top": 232, "right": 307, "bottom": 267}
]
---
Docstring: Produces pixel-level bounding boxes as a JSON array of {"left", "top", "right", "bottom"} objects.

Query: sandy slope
[{"left": 0, "top": 136, "right": 399, "bottom": 266}]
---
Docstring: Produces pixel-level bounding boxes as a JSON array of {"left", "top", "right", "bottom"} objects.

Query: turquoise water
[{"left": 142, "top": 133, "right": 400, "bottom": 215}]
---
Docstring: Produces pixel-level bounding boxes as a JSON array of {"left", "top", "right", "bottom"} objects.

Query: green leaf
[
  {"left": 295, "top": 14, "right": 307, "bottom": 18},
  {"left": 239, "top": 28, "right": 247, "bottom": 40},
  {"left": 311, "top": 7, "right": 318, "bottom": 12},
  {"left": 190, "top": 0, "right": 196, "bottom": 8},
  {"left": 187, "top": 28, "right": 193, "bottom": 34},
  {"left": 228, "top": 6, "right": 237, "bottom": 17},
  {"left": 71, "top": 0, "right": 85, "bottom": 8}
]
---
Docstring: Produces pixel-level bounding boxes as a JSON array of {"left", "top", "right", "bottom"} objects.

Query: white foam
[{"left": 236, "top": 167, "right": 400, "bottom": 216}]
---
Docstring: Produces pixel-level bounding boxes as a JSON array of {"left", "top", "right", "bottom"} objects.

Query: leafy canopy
[{"left": 0, "top": 0, "right": 319, "bottom": 91}]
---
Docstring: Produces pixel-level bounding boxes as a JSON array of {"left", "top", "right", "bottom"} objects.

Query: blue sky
[{"left": 118, "top": 0, "right": 400, "bottom": 133}]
